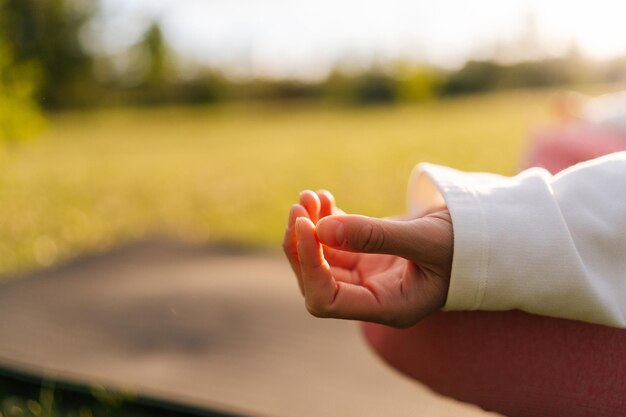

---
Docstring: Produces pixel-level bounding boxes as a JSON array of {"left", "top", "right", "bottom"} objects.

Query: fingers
[
  {"left": 316, "top": 215, "right": 421, "bottom": 260},
  {"left": 299, "top": 190, "right": 321, "bottom": 223},
  {"left": 317, "top": 189, "right": 335, "bottom": 218},
  {"left": 282, "top": 204, "right": 309, "bottom": 294},
  {"left": 295, "top": 217, "right": 336, "bottom": 302},
  {"left": 316, "top": 189, "right": 359, "bottom": 268},
  {"left": 283, "top": 190, "right": 348, "bottom": 295},
  {"left": 319, "top": 189, "right": 346, "bottom": 216},
  {"left": 301, "top": 189, "right": 344, "bottom": 223},
  {"left": 295, "top": 217, "right": 382, "bottom": 321}
]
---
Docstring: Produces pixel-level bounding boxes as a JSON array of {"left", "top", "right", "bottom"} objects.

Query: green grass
[
  {"left": 0, "top": 90, "right": 555, "bottom": 276},
  {"left": 0, "top": 370, "right": 241, "bottom": 417}
]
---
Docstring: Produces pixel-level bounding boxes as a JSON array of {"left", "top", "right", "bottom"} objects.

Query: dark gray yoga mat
[{"left": 0, "top": 239, "right": 498, "bottom": 417}]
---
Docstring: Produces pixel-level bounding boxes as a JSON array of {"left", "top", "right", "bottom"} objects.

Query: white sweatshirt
[{"left": 407, "top": 151, "right": 626, "bottom": 328}]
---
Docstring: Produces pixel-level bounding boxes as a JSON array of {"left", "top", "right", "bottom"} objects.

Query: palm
[
  {"left": 324, "top": 239, "right": 443, "bottom": 327},
  {"left": 326, "top": 249, "right": 402, "bottom": 286}
]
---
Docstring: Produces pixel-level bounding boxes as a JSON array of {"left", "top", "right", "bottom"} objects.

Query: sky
[{"left": 91, "top": 0, "right": 626, "bottom": 80}]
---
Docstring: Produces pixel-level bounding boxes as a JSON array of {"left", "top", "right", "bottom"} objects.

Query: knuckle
[{"left": 357, "top": 222, "right": 385, "bottom": 252}]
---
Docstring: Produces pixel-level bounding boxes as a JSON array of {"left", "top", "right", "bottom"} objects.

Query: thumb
[{"left": 316, "top": 215, "right": 421, "bottom": 259}]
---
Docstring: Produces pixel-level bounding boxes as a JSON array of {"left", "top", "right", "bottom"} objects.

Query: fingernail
[{"left": 317, "top": 219, "right": 344, "bottom": 246}]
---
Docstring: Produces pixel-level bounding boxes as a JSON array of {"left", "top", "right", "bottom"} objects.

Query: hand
[{"left": 282, "top": 190, "right": 453, "bottom": 328}]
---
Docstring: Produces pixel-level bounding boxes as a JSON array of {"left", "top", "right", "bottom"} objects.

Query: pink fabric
[
  {"left": 362, "top": 313, "right": 626, "bottom": 417},
  {"left": 523, "top": 124, "right": 626, "bottom": 174},
  {"left": 361, "top": 123, "right": 626, "bottom": 417}
]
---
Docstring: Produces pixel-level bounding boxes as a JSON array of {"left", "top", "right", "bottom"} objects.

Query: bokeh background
[
  {"left": 1, "top": 0, "right": 626, "bottom": 415},
  {"left": 4, "top": 0, "right": 626, "bottom": 276}
]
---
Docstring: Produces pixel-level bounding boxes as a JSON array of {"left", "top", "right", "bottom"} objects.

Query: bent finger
[
  {"left": 299, "top": 190, "right": 321, "bottom": 223},
  {"left": 282, "top": 204, "right": 309, "bottom": 294},
  {"left": 295, "top": 217, "right": 336, "bottom": 304},
  {"left": 317, "top": 190, "right": 336, "bottom": 218}
]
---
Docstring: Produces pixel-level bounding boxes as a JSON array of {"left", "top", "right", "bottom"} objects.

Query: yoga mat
[{"left": 0, "top": 239, "right": 498, "bottom": 417}]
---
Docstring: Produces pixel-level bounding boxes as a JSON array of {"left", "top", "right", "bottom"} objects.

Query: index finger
[{"left": 282, "top": 204, "right": 309, "bottom": 294}]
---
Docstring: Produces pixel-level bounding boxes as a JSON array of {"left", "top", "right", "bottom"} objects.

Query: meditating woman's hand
[{"left": 282, "top": 190, "right": 453, "bottom": 328}]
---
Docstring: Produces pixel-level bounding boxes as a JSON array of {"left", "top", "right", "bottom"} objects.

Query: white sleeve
[{"left": 407, "top": 151, "right": 626, "bottom": 328}]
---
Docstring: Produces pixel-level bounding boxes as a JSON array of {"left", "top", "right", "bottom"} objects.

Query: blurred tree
[
  {"left": 142, "top": 22, "right": 167, "bottom": 87},
  {"left": 176, "top": 76, "right": 227, "bottom": 104},
  {"left": 0, "top": 0, "right": 45, "bottom": 144},
  {"left": 394, "top": 65, "right": 442, "bottom": 102},
  {"left": 353, "top": 72, "right": 396, "bottom": 104},
  {"left": 323, "top": 69, "right": 398, "bottom": 105},
  {"left": 1, "top": 0, "right": 95, "bottom": 108},
  {"left": 443, "top": 61, "right": 503, "bottom": 95},
  {"left": 442, "top": 54, "right": 598, "bottom": 96}
]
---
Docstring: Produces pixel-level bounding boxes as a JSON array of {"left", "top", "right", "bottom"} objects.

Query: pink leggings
[{"left": 362, "top": 125, "right": 626, "bottom": 417}]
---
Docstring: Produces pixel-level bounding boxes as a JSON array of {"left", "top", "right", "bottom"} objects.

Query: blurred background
[
  {"left": 3, "top": 0, "right": 626, "bottom": 276},
  {"left": 1, "top": 0, "right": 626, "bottom": 415}
]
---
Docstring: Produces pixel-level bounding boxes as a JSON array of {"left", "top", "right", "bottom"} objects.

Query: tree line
[{"left": 2, "top": 0, "right": 626, "bottom": 142}]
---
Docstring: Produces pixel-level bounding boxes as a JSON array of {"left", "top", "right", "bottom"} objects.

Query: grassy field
[{"left": 0, "top": 90, "right": 557, "bottom": 277}]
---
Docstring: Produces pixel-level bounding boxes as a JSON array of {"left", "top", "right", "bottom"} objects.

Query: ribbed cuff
[{"left": 407, "top": 163, "right": 489, "bottom": 311}]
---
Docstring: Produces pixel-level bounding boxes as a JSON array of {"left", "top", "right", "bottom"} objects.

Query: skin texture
[{"left": 282, "top": 190, "right": 454, "bottom": 328}]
